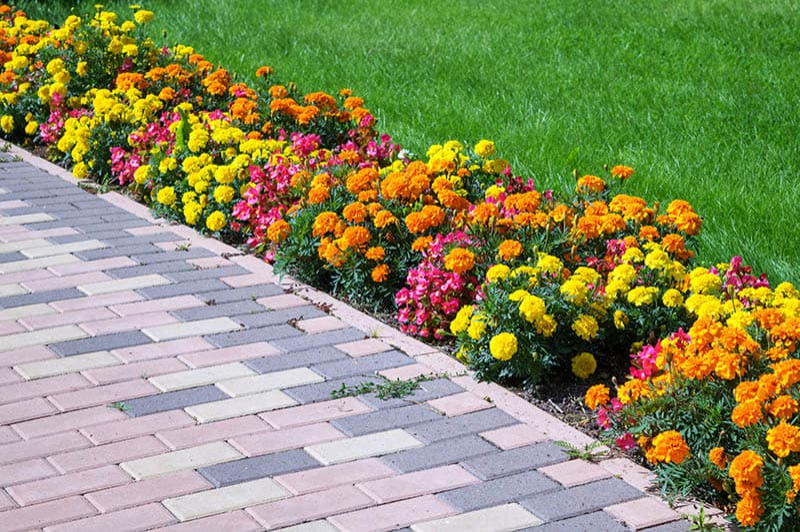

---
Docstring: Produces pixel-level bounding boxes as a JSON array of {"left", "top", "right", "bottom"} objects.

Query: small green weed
[
  {"left": 331, "top": 372, "right": 460, "bottom": 401},
  {"left": 553, "top": 440, "right": 609, "bottom": 463},
  {"left": 109, "top": 401, "right": 129, "bottom": 411}
]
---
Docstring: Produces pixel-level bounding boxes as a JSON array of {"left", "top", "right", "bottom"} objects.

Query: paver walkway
[{"left": 0, "top": 151, "right": 702, "bottom": 531}]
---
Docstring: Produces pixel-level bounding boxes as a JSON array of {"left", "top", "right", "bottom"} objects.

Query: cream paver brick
[
  {"left": 21, "top": 239, "right": 106, "bottom": 258},
  {"left": 295, "top": 316, "right": 347, "bottom": 334},
  {"left": 120, "top": 441, "right": 242, "bottom": 480},
  {"left": 410, "top": 503, "right": 542, "bottom": 532},
  {"left": 256, "top": 293, "right": 308, "bottom": 310},
  {"left": 335, "top": 338, "right": 391, "bottom": 358},
  {"left": 306, "top": 428, "right": 423, "bottom": 466},
  {"left": 427, "top": 392, "right": 494, "bottom": 417},
  {"left": 0, "top": 254, "right": 80, "bottom": 274},
  {"left": 0, "top": 325, "right": 89, "bottom": 353},
  {"left": 78, "top": 274, "right": 170, "bottom": 296},
  {"left": 604, "top": 497, "right": 681, "bottom": 530},
  {"left": 0, "top": 283, "right": 27, "bottom": 297},
  {"left": 0, "top": 238, "right": 50, "bottom": 253},
  {"left": 0, "top": 302, "right": 56, "bottom": 321},
  {"left": 14, "top": 350, "right": 120, "bottom": 380},
  {"left": 163, "top": 477, "right": 289, "bottom": 522},
  {"left": 142, "top": 317, "right": 242, "bottom": 342},
  {"left": 0, "top": 212, "right": 54, "bottom": 226},
  {"left": 109, "top": 295, "right": 205, "bottom": 317},
  {"left": 185, "top": 390, "right": 297, "bottom": 423},
  {"left": 539, "top": 458, "right": 613, "bottom": 488},
  {"left": 478, "top": 423, "right": 550, "bottom": 450},
  {"left": 149, "top": 362, "right": 255, "bottom": 392},
  {"left": 216, "top": 367, "right": 324, "bottom": 396}
]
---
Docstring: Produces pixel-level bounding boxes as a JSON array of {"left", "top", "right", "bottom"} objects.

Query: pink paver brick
[
  {"left": 178, "top": 341, "right": 281, "bottom": 368},
  {"left": 328, "top": 494, "right": 457, "bottom": 532},
  {"left": 22, "top": 271, "right": 112, "bottom": 293},
  {"left": 479, "top": 423, "right": 548, "bottom": 450},
  {"left": 0, "top": 489, "right": 16, "bottom": 511},
  {"left": 231, "top": 422, "right": 345, "bottom": 457},
  {"left": 154, "top": 240, "right": 191, "bottom": 251},
  {"left": 20, "top": 307, "right": 118, "bottom": 330},
  {"left": 0, "top": 458, "right": 58, "bottom": 487},
  {"left": 0, "top": 227, "right": 78, "bottom": 242},
  {"left": 599, "top": 457, "right": 656, "bottom": 492},
  {"left": 0, "top": 425, "right": 20, "bottom": 444},
  {"left": 0, "top": 320, "right": 26, "bottom": 335},
  {"left": 47, "top": 256, "right": 138, "bottom": 276},
  {"left": 256, "top": 293, "right": 307, "bottom": 310},
  {"left": 247, "top": 485, "right": 374, "bottom": 529},
  {"left": 79, "top": 311, "right": 178, "bottom": 336},
  {"left": 156, "top": 415, "right": 271, "bottom": 450},
  {"left": 81, "top": 410, "right": 195, "bottom": 445},
  {"left": 275, "top": 460, "right": 393, "bottom": 498},
  {"left": 427, "top": 392, "right": 493, "bottom": 417},
  {"left": 83, "top": 357, "right": 188, "bottom": 385},
  {"left": 220, "top": 273, "right": 265, "bottom": 288},
  {"left": 48, "top": 435, "right": 168, "bottom": 473},
  {"left": 0, "top": 431, "right": 91, "bottom": 465},
  {"left": 0, "top": 374, "right": 92, "bottom": 405},
  {"left": 0, "top": 268, "right": 53, "bottom": 285},
  {"left": 356, "top": 464, "right": 480, "bottom": 504},
  {"left": 48, "top": 378, "right": 159, "bottom": 412},
  {"left": 260, "top": 397, "right": 372, "bottom": 429},
  {"left": 336, "top": 338, "right": 391, "bottom": 358},
  {"left": 50, "top": 291, "right": 145, "bottom": 312},
  {"left": 186, "top": 256, "right": 233, "bottom": 269},
  {"left": 0, "top": 496, "right": 97, "bottom": 532},
  {"left": 605, "top": 496, "right": 681, "bottom": 530},
  {"left": 0, "top": 366, "right": 21, "bottom": 384},
  {"left": 13, "top": 405, "right": 128, "bottom": 439},
  {"left": 0, "top": 396, "right": 57, "bottom": 424},
  {"left": 295, "top": 316, "right": 347, "bottom": 334},
  {"left": 7, "top": 465, "right": 130, "bottom": 506},
  {"left": 0, "top": 224, "right": 26, "bottom": 235},
  {"left": 539, "top": 459, "right": 613, "bottom": 488},
  {"left": 109, "top": 295, "right": 205, "bottom": 317},
  {"left": 153, "top": 509, "right": 261, "bottom": 532},
  {"left": 85, "top": 470, "right": 211, "bottom": 513},
  {"left": 44, "top": 502, "right": 176, "bottom": 532},
  {"left": 113, "top": 337, "right": 213, "bottom": 362},
  {"left": 0, "top": 345, "right": 56, "bottom": 367}
]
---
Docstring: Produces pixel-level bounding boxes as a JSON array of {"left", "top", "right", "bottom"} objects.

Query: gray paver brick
[
  {"left": 0, "top": 288, "right": 84, "bottom": 308},
  {"left": 47, "top": 234, "right": 99, "bottom": 244},
  {"left": 196, "top": 284, "right": 285, "bottom": 304},
  {"left": 132, "top": 248, "right": 215, "bottom": 264},
  {"left": 197, "top": 449, "right": 320, "bottom": 487},
  {"left": 461, "top": 442, "right": 568, "bottom": 480},
  {"left": 75, "top": 230, "right": 140, "bottom": 241},
  {"left": 136, "top": 279, "right": 229, "bottom": 299},
  {"left": 383, "top": 434, "right": 497, "bottom": 473},
  {"left": 331, "top": 404, "right": 442, "bottom": 436},
  {"left": 357, "top": 379, "right": 465, "bottom": 410},
  {"left": 233, "top": 306, "right": 327, "bottom": 329},
  {"left": 438, "top": 469, "right": 561, "bottom": 512},
  {"left": 109, "top": 261, "right": 194, "bottom": 279},
  {"left": 70, "top": 220, "right": 152, "bottom": 232},
  {"left": 172, "top": 300, "right": 264, "bottom": 321},
  {"left": 520, "top": 478, "right": 644, "bottom": 522},
  {"left": 245, "top": 347, "right": 349, "bottom": 375},
  {"left": 311, "top": 351, "right": 416, "bottom": 379},
  {"left": 98, "top": 234, "right": 181, "bottom": 247},
  {"left": 283, "top": 376, "right": 376, "bottom": 404},
  {"left": 75, "top": 244, "right": 161, "bottom": 261},
  {"left": 406, "top": 408, "right": 519, "bottom": 444},
  {"left": 270, "top": 328, "right": 367, "bottom": 352},
  {"left": 206, "top": 324, "right": 303, "bottom": 347},
  {"left": 640, "top": 519, "right": 692, "bottom": 531},
  {"left": 49, "top": 331, "right": 153, "bottom": 357},
  {"left": 164, "top": 266, "right": 250, "bottom": 283},
  {"left": 0, "top": 251, "right": 26, "bottom": 263},
  {"left": 123, "top": 384, "right": 229, "bottom": 417},
  {"left": 525, "top": 510, "right": 630, "bottom": 532}
]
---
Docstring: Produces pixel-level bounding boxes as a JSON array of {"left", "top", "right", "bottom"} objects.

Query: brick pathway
[{"left": 0, "top": 150, "right": 703, "bottom": 531}]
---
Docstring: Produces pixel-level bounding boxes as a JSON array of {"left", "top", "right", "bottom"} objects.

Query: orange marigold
[
  {"left": 412, "top": 236, "right": 433, "bottom": 252},
  {"left": 498, "top": 239, "right": 523, "bottom": 262},
  {"left": 312, "top": 212, "right": 339, "bottom": 237},
  {"left": 766, "top": 421, "right": 800, "bottom": 458},
  {"left": 616, "top": 378, "right": 651, "bottom": 405},
  {"left": 638, "top": 225, "right": 660, "bottom": 241},
  {"left": 735, "top": 493, "right": 763, "bottom": 527},
  {"left": 731, "top": 399, "right": 763, "bottom": 428},
  {"left": 443, "top": 248, "right": 475, "bottom": 274},
  {"left": 610, "top": 165, "right": 634, "bottom": 180},
  {"left": 575, "top": 174, "right": 605, "bottom": 194},
  {"left": 729, "top": 450, "right": 764, "bottom": 495},
  {"left": 342, "top": 202, "right": 367, "bottom": 224},
  {"left": 307, "top": 185, "right": 329, "bottom": 205},
  {"left": 648, "top": 431, "right": 690, "bottom": 464},
  {"left": 771, "top": 359, "right": 800, "bottom": 389},
  {"left": 768, "top": 395, "right": 799, "bottom": 419},
  {"left": 346, "top": 167, "right": 377, "bottom": 195},
  {"left": 365, "top": 246, "right": 385, "bottom": 262},
  {"left": 341, "top": 226, "right": 371, "bottom": 250},
  {"left": 374, "top": 210, "right": 398, "bottom": 229},
  {"left": 584, "top": 384, "right": 610, "bottom": 410},
  {"left": 371, "top": 264, "right": 389, "bottom": 283},
  {"left": 266, "top": 220, "right": 290, "bottom": 243},
  {"left": 471, "top": 202, "right": 499, "bottom": 224},
  {"left": 708, "top": 447, "right": 727, "bottom": 469}
]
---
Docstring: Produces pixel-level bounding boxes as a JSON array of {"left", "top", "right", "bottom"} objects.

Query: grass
[{"left": 18, "top": 0, "right": 800, "bottom": 282}]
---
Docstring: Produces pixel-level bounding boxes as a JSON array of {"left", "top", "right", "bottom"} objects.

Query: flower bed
[{"left": 0, "top": 4, "right": 796, "bottom": 528}]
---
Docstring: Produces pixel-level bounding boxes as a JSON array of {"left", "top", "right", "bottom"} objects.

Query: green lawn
[{"left": 19, "top": 0, "right": 800, "bottom": 282}]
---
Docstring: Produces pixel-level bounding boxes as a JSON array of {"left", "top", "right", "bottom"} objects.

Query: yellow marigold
[
  {"left": 536, "top": 314, "right": 557, "bottom": 337},
  {"left": 467, "top": 312, "right": 486, "bottom": 340},
  {"left": 213, "top": 185, "right": 235, "bottom": 204},
  {"left": 560, "top": 279, "right": 588, "bottom": 306},
  {"left": 735, "top": 493, "right": 763, "bottom": 527},
  {"left": 616, "top": 378, "right": 650, "bottom": 405},
  {"left": 613, "top": 310, "right": 628, "bottom": 330},
  {"left": 572, "top": 314, "right": 599, "bottom": 341},
  {"left": 584, "top": 384, "right": 610, "bottom": 410},
  {"left": 536, "top": 254, "right": 563, "bottom": 275},
  {"left": 342, "top": 202, "right": 367, "bottom": 224},
  {"left": 371, "top": 264, "right": 389, "bottom": 283},
  {"left": 626, "top": 286, "right": 659, "bottom": 307},
  {"left": 610, "top": 165, "right": 634, "bottom": 180},
  {"left": 450, "top": 305, "right": 473, "bottom": 335},
  {"left": 0, "top": 114, "right": 13, "bottom": 133},
  {"left": 731, "top": 399, "right": 763, "bottom": 428},
  {"left": 133, "top": 9, "right": 155, "bottom": 24},
  {"left": 474, "top": 139, "right": 495, "bottom": 158},
  {"left": 205, "top": 210, "right": 226, "bottom": 232},
  {"left": 649, "top": 431, "right": 690, "bottom": 464},
  {"left": 519, "top": 294, "right": 546, "bottom": 323},
  {"left": 489, "top": 332, "right": 518, "bottom": 361},
  {"left": 766, "top": 421, "right": 800, "bottom": 458},
  {"left": 24, "top": 120, "right": 37, "bottom": 136},
  {"left": 443, "top": 248, "right": 475, "bottom": 275},
  {"left": 768, "top": 395, "right": 799, "bottom": 419},
  {"left": 365, "top": 246, "right": 385, "bottom": 262},
  {"left": 133, "top": 164, "right": 150, "bottom": 185},
  {"left": 575, "top": 174, "right": 605, "bottom": 194},
  {"left": 662, "top": 289, "right": 684, "bottom": 308},
  {"left": 571, "top": 352, "right": 596, "bottom": 379},
  {"left": 497, "top": 239, "right": 523, "bottom": 262},
  {"left": 156, "top": 186, "right": 177, "bottom": 206},
  {"left": 708, "top": 447, "right": 727, "bottom": 469},
  {"left": 486, "top": 264, "right": 510, "bottom": 283},
  {"left": 183, "top": 202, "right": 202, "bottom": 225},
  {"left": 312, "top": 212, "right": 339, "bottom": 237}
]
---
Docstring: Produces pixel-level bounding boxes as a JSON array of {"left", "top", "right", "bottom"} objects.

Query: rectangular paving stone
[
  {"left": 78, "top": 310, "right": 178, "bottom": 336},
  {"left": 245, "top": 346, "right": 347, "bottom": 375},
  {"left": 231, "top": 422, "right": 345, "bottom": 457},
  {"left": 0, "top": 251, "right": 26, "bottom": 263},
  {"left": 0, "top": 496, "right": 97, "bottom": 532},
  {"left": 74, "top": 243, "right": 161, "bottom": 261},
  {"left": 283, "top": 375, "right": 376, "bottom": 404},
  {"left": 85, "top": 470, "right": 212, "bottom": 513},
  {"left": 178, "top": 341, "right": 281, "bottom": 368},
  {"left": 538, "top": 459, "right": 613, "bottom": 488},
  {"left": 410, "top": 503, "right": 542, "bottom": 532},
  {"left": 331, "top": 404, "right": 443, "bottom": 437},
  {"left": 6, "top": 464, "right": 130, "bottom": 506},
  {"left": 49, "top": 331, "right": 153, "bottom": 357},
  {"left": 336, "top": 338, "right": 393, "bottom": 358},
  {"left": 328, "top": 494, "right": 457, "bottom": 532},
  {"left": 82, "top": 357, "right": 188, "bottom": 385},
  {"left": 11, "top": 405, "right": 127, "bottom": 439},
  {"left": 82, "top": 410, "right": 196, "bottom": 445},
  {"left": 0, "top": 283, "right": 27, "bottom": 297},
  {"left": 143, "top": 317, "right": 243, "bottom": 342},
  {"left": 19, "top": 306, "right": 118, "bottom": 330},
  {"left": 296, "top": 316, "right": 348, "bottom": 334},
  {"left": 185, "top": 390, "right": 297, "bottom": 423},
  {"left": 205, "top": 324, "right": 303, "bottom": 348},
  {"left": 130, "top": 247, "right": 215, "bottom": 265},
  {"left": 122, "top": 384, "right": 228, "bottom": 417},
  {"left": 0, "top": 396, "right": 57, "bottom": 424},
  {"left": 153, "top": 510, "right": 262, "bottom": 531},
  {"left": 383, "top": 434, "right": 498, "bottom": 473},
  {"left": 21, "top": 239, "right": 106, "bottom": 258},
  {"left": 216, "top": 367, "right": 324, "bottom": 397},
  {"left": 0, "top": 458, "right": 58, "bottom": 487},
  {"left": 50, "top": 290, "right": 145, "bottom": 312},
  {"left": 194, "top": 284, "right": 285, "bottom": 304},
  {"left": 256, "top": 293, "right": 308, "bottom": 310},
  {"left": 0, "top": 287, "right": 84, "bottom": 308},
  {"left": 530, "top": 511, "right": 629, "bottom": 532},
  {"left": 78, "top": 273, "right": 171, "bottom": 295},
  {"left": 357, "top": 464, "right": 480, "bottom": 505},
  {"left": 0, "top": 302, "right": 55, "bottom": 321},
  {"left": 165, "top": 265, "right": 250, "bottom": 283},
  {"left": 270, "top": 328, "right": 367, "bottom": 352},
  {"left": 246, "top": 485, "right": 374, "bottom": 529},
  {"left": 0, "top": 431, "right": 91, "bottom": 465},
  {"left": 599, "top": 496, "right": 681, "bottom": 530},
  {"left": 232, "top": 305, "right": 327, "bottom": 328},
  {"left": 44, "top": 502, "right": 177, "bottom": 532},
  {"left": 460, "top": 442, "right": 568, "bottom": 480},
  {"left": 108, "top": 260, "right": 196, "bottom": 279},
  {"left": 427, "top": 392, "right": 494, "bottom": 417},
  {"left": 156, "top": 415, "right": 273, "bottom": 450},
  {"left": 406, "top": 408, "right": 518, "bottom": 444},
  {"left": 0, "top": 212, "right": 54, "bottom": 226},
  {"left": 120, "top": 441, "right": 242, "bottom": 480},
  {"left": 171, "top": 299, "right": 264, "bottom": 321},
  {"left": 0, "top": 325, "right": 89, "bottom": 353},
  {"left": 14, "top": 351, "right": 120, "bottom": 380},
  {"left": 305, "top": 428, "right": 423, "bottom": 466},
  {"left": 219, "top": 272, "right": 265, "bottom": 287},
  {"left": 197, "top": 448, "right": 320, "bottom": 487},
  {"left": 0, "top": 253, "right": 80, "bottom": 273},
  {"left": 437, "top": 469, "right": 561, "bottom": 512},
  {"left": 260, "top": 396, "right": 371, "bottom": 429},
  {"left": 312, "top": 351, "right": 416, "bottom": 379},
  {"left": 113, "top": 336, "right": 213, "bottom": 362},
  {"left": 0, "top": 237, "right": 49, "bottom": 253},
  {"left": 274, "top": 458, "right": 395, "bottom": 495},
  {"left": 109, "top": 295, "right": 205, "bottom": 316},
  {"left": 148, "top": 362, "right": 255, "bottom": 392},
  {"left": 20, "top": 271, "right": 111, "bottom": 293},
  {"left": 0, "top": 373, "right": 90, "bottom": 405},
  {"left": 520, "top": 477, "right": 644, "bottom": 522},
  {"left": 48, "top": 435, "right": 168, "bottom": 473},
  {"left": 163, "top": 477, "right": 289, "bottom": 521},
  {"left": 479, "top": 424, "right": 549, "bottom": 450},
  {"left": 48, "top": 378, "right": 159, "bottom": 412}
]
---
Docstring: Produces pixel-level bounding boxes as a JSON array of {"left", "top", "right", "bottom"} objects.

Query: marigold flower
[
  {"left": 312, "top": 212, "right": 339, "bottom": 237},
  {"left": 486, "top": 264, "right": 510, "bottom": 283},
  {"left": 572, "top": 314, "right": 599, "bottom": 341},
  {"left": 489, "top": 332, "right": 517, "bottom": 361},
  {"left": 560, "top": 279, "right": 589, "bottom": 306},
  {"left": 205, "top": 210, "right": 226, "bottom": 232},
  {"left": 519, "top": 294, "right": 546, "bottom": 323},
  {"left": 571, "top": 352, "right": 597, "bottom": 379},
  {"left": 708, "top": 447, "right": 727, "bottom": 469},
  {"left": 768, "top": 395, "right": 799, "bottom": 419},
  {"left": 341, "top": 226, "right": 371, "bottom": 250},
  {"left": 584, "top": 384, "right": 610, "bottom": 410},
  {"left": 616, "top": 378, "right": 651, "bottom": 405},
  {"left": 266, "top": 220, "right": 290, "bottom": 243},
  {"left": 729, "top": 450, "right": 764, "bottom": 495},
  {"left": 610, "top": 165, "right": 634, "bottom": 180},
  {"left": 411, "top": 236, "right": 433, "bottom": 252},
  {"left": 342, "top": 202, "right": 367, "bottom": 224},
  {"left": 365, "top": 246, "right": 385, "bottom": 262},
  {"left": 373, "top": 210, "right": 398, "bottom": 228},
  {"left": 371, "top": 264, "right": 389, "bottom": 283},
  {"left": 649, "top": 430, "right": 690, "bottom": 464},
  {"left": 766, "top": 421, "right": 800, "bottom": 458},
  {"left": 443, "top": 248, "right": 475, "bottom": 274},
  {"left": 156, "top": 186, "right": 176, "bottom": 206},
  {"left": 575, "top": 174, "right": 605, "bottom": 194},
  {"left": 497, "top": 239, "right": 523, "bottom": 262},
  {"left": 467, "top": 312, "right": 486, "bottom": 340},
  {"left": 731, "top": 399, "right": 763, "bottom": 428},
  {"left": 735, "top": 493, "right": 763, "bottom": 527},
  {"left": 536, "top": 254, "right": 563, "bottom": 275},
  {"left": 449, "top": 305, "right": 473, "bottom": 334},
  {"left": 474, "top": 139, "right": 495, "bottom": 158}
]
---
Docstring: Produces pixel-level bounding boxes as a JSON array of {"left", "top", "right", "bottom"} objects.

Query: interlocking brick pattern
[{"left": 0, "top": 155, "right": 692, "bottom": 531}]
